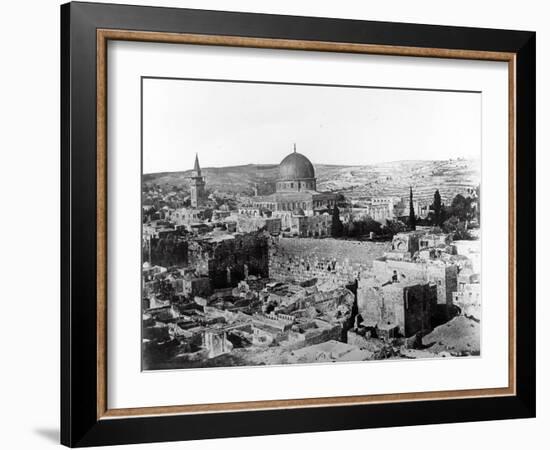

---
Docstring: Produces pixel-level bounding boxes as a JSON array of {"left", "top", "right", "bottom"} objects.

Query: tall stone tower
[{"left": 190, "top": 153, "right": 206, "bottom": 207}]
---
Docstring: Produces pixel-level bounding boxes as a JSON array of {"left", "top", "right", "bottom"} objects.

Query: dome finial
[{"left": 293, "top": 143, "right": 296, "bottom": 153}]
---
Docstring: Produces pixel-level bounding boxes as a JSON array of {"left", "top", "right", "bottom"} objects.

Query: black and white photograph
[
  {"left": 0, "top": 0, "right": 542, "bottom": 447},
  {"left": 141, "top": 78, "right": 482, "bottom": 371}
]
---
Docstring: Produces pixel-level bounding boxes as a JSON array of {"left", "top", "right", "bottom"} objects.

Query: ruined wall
[
  {"left": 358, "top": 284, "right": 405, "bottom": 331},
  {"left": 301, "top": 323, "right": 342, "bottom": 347},
  {"left": 182, "top": 277, "right": 211, "bottom": 298},
  {"left": 347, "top": 330, "right": 372, "bottom": 348},
  {"left": 281, "top": 323, "right": 343, "bottom": 351},
  {"left": 187, "top": 241, "right": 210, "bottom": 277},
  {"left": 188, "top": 232, "right": 269, "bottom": 289},
  {"left": 202, "top": 331, "right": 233, "bottom": 358},
  {"left": 211, "top": 233, "right": 269, "bottom": 288},
  {"left": 269, "top": 237, "right": 390, "bottom": 284},
  {"left": 143, "top": 236, "right": 188, "bottom": 268}
]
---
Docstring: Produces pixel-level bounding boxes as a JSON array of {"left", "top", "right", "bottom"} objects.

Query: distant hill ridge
[{"left": 143, "top": 158, "right": 480, "bottom": 203}]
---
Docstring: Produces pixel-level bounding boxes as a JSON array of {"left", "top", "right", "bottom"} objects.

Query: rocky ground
[
  {"left": 421, "top": 315, "right": 480, "bottom": 356},
  {"left": 144, "top": 313, "right": 481, "bottom": 370}
]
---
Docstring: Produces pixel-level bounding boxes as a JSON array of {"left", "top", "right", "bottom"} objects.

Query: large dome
[{"left": 278, "top": 151, "right": 315, "bottom": 181}]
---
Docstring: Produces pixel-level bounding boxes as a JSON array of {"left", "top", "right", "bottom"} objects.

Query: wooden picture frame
[{"left": 61, "top": 1, "right": 535, "bottom": 447}]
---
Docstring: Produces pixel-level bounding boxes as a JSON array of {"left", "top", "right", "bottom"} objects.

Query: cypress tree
[
  {"left": 409, "top": 186, "right": 416, "bottom": 231},
  {"left": 433, "top": 189, "right": 442, "bottom": 226},
  {"left": 331, "top": 205, "right": 343, "bottom": 237}
]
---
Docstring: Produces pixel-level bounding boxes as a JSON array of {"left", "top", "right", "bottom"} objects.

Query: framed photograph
[{"left": 61, "top": 2, "right": 536, "bottom": 447}]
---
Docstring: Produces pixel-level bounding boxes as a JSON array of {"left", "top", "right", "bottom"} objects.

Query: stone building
[
  {"left": 393, "top": 197, "right": 430, "bottom": 219},
  {"left": 364, "top": 197, "right": 397, "bottom": 222},
  {"left": 453, "top": 239, "right": 481, "bottom": 273},
  {"left": 233, "top": 215, "right": 282, "bottom": 236},
  {"left": 357, "top": 280, "right": 437, "bottom": 337},
  {"left": 287, "top": 213, "right": 332, "bottom": 238},
  {"left": 419, "top": 233, "right": 454, "bottom": 251},
  {"left": 251, "top": 146, "right": 337, "bottom": 211},
  {"left": 246, "top": 146, "right": 338, "bottom": 237},
  {"left": 372, "top": 257, "right": 457, "bottom": 306},
  {"left": 170, "top": 207, "right": 203, "bottom": 225},
  {"left": 453, "top": 268, "right": 481, "bottom": 315},
  {"left": 181, "top": 275, "right": 212, "bottom": 298},
  {"left": 371, "top": 231, "right": 459, "bottom": 307},
  {"left": 453, "top": 283, "right": 481, "bottom": 307},
  {"left": 385, "top": 231, "right": 425, "bottom": 259}
]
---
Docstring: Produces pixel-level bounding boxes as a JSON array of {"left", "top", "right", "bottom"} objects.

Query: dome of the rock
[{"left": 278, "top": 151, "right": 315, "bottom": 181}]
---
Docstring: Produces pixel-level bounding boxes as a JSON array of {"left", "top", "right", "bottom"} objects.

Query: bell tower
[{"left": 190, "top": 153, "right": 206, "bottom": 207}]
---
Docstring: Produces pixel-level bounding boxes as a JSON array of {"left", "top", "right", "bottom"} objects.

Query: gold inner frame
[{"left": 96, "top": 29, "right": 517, "bottom": 420}]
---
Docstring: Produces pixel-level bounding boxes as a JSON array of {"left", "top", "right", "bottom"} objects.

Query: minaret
[{"left": 190, "top": 153, "right": 206, "bottom": 207}]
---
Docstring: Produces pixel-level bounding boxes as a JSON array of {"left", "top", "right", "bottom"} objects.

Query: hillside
[{"left": 143, "top": 158, "right": 480, "bottom": 204}]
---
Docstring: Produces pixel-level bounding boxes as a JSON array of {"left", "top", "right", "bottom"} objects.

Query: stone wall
[
  {"left": 234, "top": 215, "right": 282, "bottom": 235},
  {"left": 280, "top": 322, "right": 343, "bottom": 351},
  {"left": 188, "top": 232, "right": 269, "bottom": 289},
  {"left": 143, "top": 236, "right": 188, "bottom": 268},
  {"left": 269, "top": 237, "right": 390, "bottom": 285},
  {"left": 403, "top": 284, "right": 438, "bottom": 336}
]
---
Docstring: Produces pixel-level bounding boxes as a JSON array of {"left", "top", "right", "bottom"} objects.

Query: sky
[{"left": 142, "top": 77, "right": 481, "bottom": 174}]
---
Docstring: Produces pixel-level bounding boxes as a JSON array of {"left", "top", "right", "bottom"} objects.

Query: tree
[
  {"left": 345, "top": 217, "right": 382, "bottom": 237},
  {"left": 449, "top": 194, "right": 473, "bottom": 221},
  {"left": 362, "top": 217, "right": 382, "bottom": 235},
  {"left": 442, "top": 216, "right": 472, "bottom": 240},
  {"left": 409, "top": 186, "right": 417, "bottom": 231},
  {"left": 331, "top": 206, "right": 344, "bottom": 237},
  {"left": 384, "top": 219, "right": 407, "bottom": 238},
  {"left": 433, "top": 189, "right": 443, "bottom": 226},
  {"left": 345, "top": 220, "right": 356, "bottom": 236}
]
